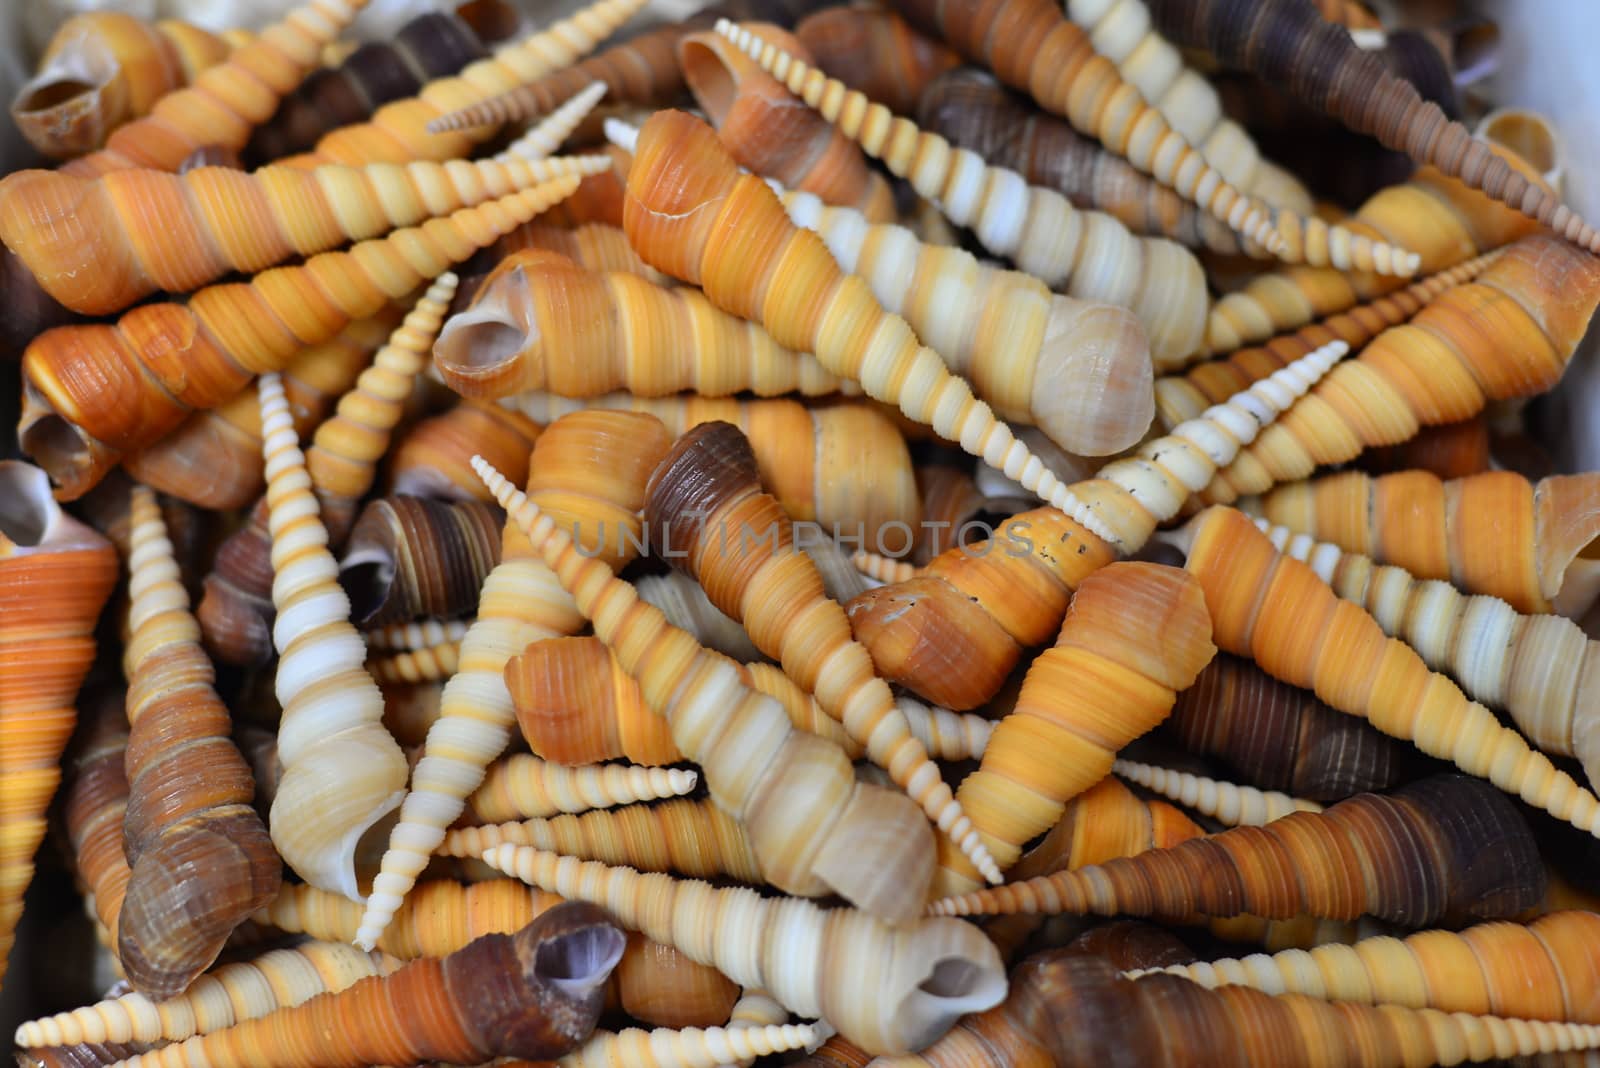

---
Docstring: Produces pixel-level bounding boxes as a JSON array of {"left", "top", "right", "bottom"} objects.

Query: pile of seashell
[{"left": 3, "top": 0, "right": 1600, "bottom": 1064}]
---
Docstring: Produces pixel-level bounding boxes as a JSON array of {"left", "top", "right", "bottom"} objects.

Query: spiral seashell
[
  {"left": 499, "top": 81, "right": 609, "bottom": 162},
  {"left": 1255, "top": 517, "right": 1600, "bottom": 795},
  {"left": 1141, "top": 0, "right": 1600, "bottom": 255},
  {"left": 123, "top": 307, "right": 399, "bottom": 512},
  {"left": 474, "top": 454, "right": 941, "bottom": 924},
  {"left": 258, "top": 371, "right": 410, "bottom": 901},
  {"left": 1359, "top": 417, "right": 1493, "bottom": 481},
  {"left": 1248, "top": 469, "right": 1600, "bottom": 618},
  {"left": 1165, "top": 653, "right": 1416, "bottom": 803},
  {"left": 1478, "top": 108, "right": 1565, "bottom": 198},
  {"left": 116, "top": 486, "right": 281, "bottom": 999},
  {"left": 931, "top": 562, "right": 1215, "bottom": 897},
  {"left": 439, "top": 799, "right": 762, "bottom": 883},
  {"left": 0, "top": 154, "right": 606, "bottom": 317},
  {"left": 337, "top": 496, "right": 503, "bottom": 626},
  {"left": 930, "top": 773, "right": 1546, "bottom": 923},
  {"left": 58, "top": 0, "right": 366, "bottom": 178},
  {"left": 774, "top": 187, "right": 1154, "bottom": 450},
  {"left": 853, "top": 550, "right": 919, "bottom": 586},
  {"left": 502, "top": 394, "right": 919, "bottom": 549},
  {"left": 917, "top": 66, "right": 1246, "bottom": 255},
  {"left": 389, "top": 400, "right": 543, "bottom": 502},
  {"left": 1170, "top": 504, "right": 1600, "bottom": 840},
  {"left": 1113, "top": 759, "right": 1324, "bottom": 827},
  {"left": 107, "top": 901, "right": 625, "bottom": 1068},
  {"left": 366, "top": 618, "right": 470, "bottom": 652},
  {"left": 1156, "top": 251, "right": 1500, "bottom": 429},
  {"left": 1202, "top": 145, "right": 1551, "bottom": 357},
  {"left": 642, "top": 420, "right": 1001, "bottom": 882},
  {"left": 634, "top": 571, "right": 765, "bottom": 663},
  {"left": 15, "top": 1040, "right": 147, "bottom": 1068},
  {"left": 13, "top": 942, "right": 401, "bottom": 1049},
  {"left": 621, "top": 109, "right": 1113, "bottom": 544},
  {"left": 352, "top": 410, "right": 670, "bottom": 950},
  {"left": 681, "top": 25, "right": 895, "bottom": 222},
  {"left": 61, "top": 688, "right": 134, "bottom": 952},
  {"left": 845, "top": 340, "right": 1348, "bottom": 708},
  {"left": 291, "top": 0, "right": 650, "bottom": 167},
  {"left": 1203, "top": 235, "right": 1600, "bottom": 504},
  {"left": 560, "top": 1022, "right": 820, "bottom": 1068},
  {"left": 368, "top": 638, "right": 460, "bottom": 684},
  {"left": 244, "top": 8, "right": 492, "bottom": 163},
  {"left": 795, "top": 5, "right": 959, "bottom": 118},
  {"left": 19, "top": 178, "right": 581, "bottom": 501},
  {"left": 11, "top": 12, "right": 237, "bottom": 160},
  {"left": 453, "top": 218, "right": 668, "bottom": 307},
  {"left": 613, "top": 932, "right": 741, "bottom": 1031},
  {"left": 1065, "top": 0, "right": 1313, "bottom": 218},
  {"left": 464, "top": 755, "right": 698, "bottom": 824},
  {"left": 0, "top": 461, "right": 119, "bottom": 992},
  {"left": 483, "top": 846, "right": 1006, "bottom": 1055},
  {"left": 433, "top": 248, "right": 847, "bottom": 400},
  {"left": 1135, "top": 910, "right": 1600, "bottom": 1024}
]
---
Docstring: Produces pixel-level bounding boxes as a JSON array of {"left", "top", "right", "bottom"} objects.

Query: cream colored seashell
[
  {"left": 260, "top": 371, "right": 410, "bottom": 901},
  {"left": 1476, "top": 108, "right": 1565, "bottom": 197},
  {"left": 367, "top": 640, "right": 460, "bottom": 684},
  {"left": 499, "top": 81, "right": 609, "bottom": 163},
  {"left": 482, "top": 846, "right": 1007, "bottom": 1056},
  {"left": 714, "top": 989, "right": 789, "bottom": 1068},
  {"left": 559, "top": 1023, "right": 818, "bottom": 1068},
  {"left": 463, "top": 756, "right": 699, "bottom": 825},
  {"left": 1112, "top": 759, "right": 1324, "bottom": 827},
  {"left": 635, "top": 572, "right": 764, "bottom": 663},
  {"left": 364, "top": 618, "right": 470, "bottom": 652}
]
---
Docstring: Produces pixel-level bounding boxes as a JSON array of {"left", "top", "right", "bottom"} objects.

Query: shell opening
[
  {"left": 338, "top": 548, "right": 397, "bottom": 626},
  {"left": 432, "top": 267, "right": 539, "bottom": 394},
  {"left": 919, "top": 956, "right": 984, "bottom": 998},
  {"left": 12, "top": 37, "right": 115, "bottom": 121},
  {"left": 0, "top": 463, "right": 54, "bottom": 546},
  {"left": 18, "top": 412, "right": 92, "bottom": 496},
  {"left": 537, "top": 922, "right": 627, "bottom": 1000},
  {"left": 14, "top": 76, "right": 99, "bottom": 114},
  {"left": 678, "top": 37, "right": 738, "bottom": 127},
  {"left": 891, "top": 946, "right": 1009, "bottom": 1050}
]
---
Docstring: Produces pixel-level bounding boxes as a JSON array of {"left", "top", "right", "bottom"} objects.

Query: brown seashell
[
  {"left": 1062, "top": 920, "right": 1194, "bottom": 971},
  {"left": 10, "top": 12, "right": 235, "bottom": 160},
  {"left": 194, "top": 497, "right": 277, "bottom": 668},
  {"left": 932, "top": 773, "right": 1546, "bottom": 925},
  {"left": 1358, "top": 415, "right": 1492, "bottom": 480},
  {"left": 115, "top": 486, "right": 280, "bottom": 1000},
  {"left": 114, "top": 902, "right": 624, "bottom": 1068},
  {"left": 389, "top": 401, "right": 544, "bottom": 503},
  {"left": 613, "top": 933, "right": 741, "bottom": 1031},
  {"left": 61, "top": 686, "right": 134, "bottom": 952},
  {"left": 14, "top": 1040, "right": 149, "bottom": 1067},
  {"left": 795, "top": 5, "right": 960, "bottom": 117},
  {"left": 338, "top": 496, "right": 504, "bottom": 627},
  {"left": 0, "top": 461, "right": 119, "bottom": 991}
]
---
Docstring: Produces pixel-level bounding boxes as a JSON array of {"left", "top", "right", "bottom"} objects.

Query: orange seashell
[
  {"left": 60, "top": 686, "right": 134, "bottom": 953},
  {"left": 796, "top": 5, "right": 960, "bottom": 117},
  {"left": 390, "top": 401, "right": 544, "bottom": 503},
  {"left": 0, "top": 461, "right": 119, "bottom": 992}
]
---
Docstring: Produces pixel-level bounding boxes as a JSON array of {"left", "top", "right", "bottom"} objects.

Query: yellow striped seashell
[
  {"left": 560, "top": 1022, "right": 820, "bottom": 1068},
  {"left": 498, "top": 81, "right": 609, "bottom": 162},
  {"left": 464, "top": 755, "right": 697, "bottom": 824}
]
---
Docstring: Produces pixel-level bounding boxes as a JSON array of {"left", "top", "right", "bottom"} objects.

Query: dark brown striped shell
[{"left": 338, "top": 496, "right": 504, "bottom": 627}]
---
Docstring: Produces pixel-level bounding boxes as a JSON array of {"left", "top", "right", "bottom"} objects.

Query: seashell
[
  {"left": 1249, "top": 469, "right": 1600, "bottom": 618},
  {"left": 0, "top": 153, "right": 604, "bottom": 318},
  {"left": 368, "top": 638, "right": 459, "bottom": 684},
  {"left": 845, "top": 340, "right": 1347, "bottom": 709},
  {"left": 58, "top": 0, "right": 366, "bottom": 177},
  {"left": 352, "top": 410, "right": 669, "bottom": 950},
  {"left": 1165, "top": 653, "right": 1416, "bottom": 802},
  {"left": 1203, "top": 234, "right": 1600, "bottom": 505},
  {"left": 621, "top": 109, "right": 1113, "bottom": 543},
  {"left": 389, "top": 400, "right": 543, "bottom": 502},
  {"left": 61, "top": 687, "right": 134, "bottom": 953},
  {"left": 259, "top": 371, "right": 410, "bottom": 901},
  {"left": 13, "top": 941, "right": 401, "bottom": 1048},
  {"left": 440, "top": 799, "right": 763, "bottom": 883},
  {"left": 996, "top": 948, "right": 1600, "bottom": 1068},
  {"left": 1312, "top": 0, "right": 1383, "bottom": 31},
  {"left": 931, "top": 562, "right": 1215, "bottom": 897},
  {"left": 503, "top": 394, "right": 920, "bottom": 549},
  {"left": 123, "top": 307, "right": 398, "bottom": 512},
  {"left": 794, "top": 5, "right": 960, "bottom": 117},
  {"left": 1201, "top": 147, "right": 1548, "bottom": 356},
  {"left": 1170, "top": 504, "right": 1600, "bottom": 840},
  {"left": 559, "top": 1022, "right": 820, "bottom": 1068},
  {"left": 366, "top": 618, "right": 470, "bottom": 652},
  {"left": 1112, "top": 759, "right": 1324, "bottom": 827},
  {"left": 18, "top": 178, "right": 581, "bottom": 502},
  {"left": 498, "top": 80, "right": 609, "bottom": 163},
  {"left": 612, "top": 933, "right": 740, "bottom": 1032},
  {"left": 680, "top": 25, "right": 895, "bottom": 222},
  {"left": 1139, "top": 0, "right": 1600, "bottom": 254},
  {"left": 1255, "top": 517, "right": 1600, "bottom": 794},
  {"left": 1478, "top": 108, "right": 1565, "bottom": 197},
  {"left": 852, "top": 549, "right": 919, "bottom": 586},
  {"left": 379, "top": 679, "right": 443, "bottom": 748},
  {"left": 474, "top": 454, "right": 941, "bottom": 924},
  {"left": 634, "top": 571, "right": 765, "bottom": 663},
  {"left": 642, "top": 420, "right": 1002, "bottom": 882},
  {"left": 711, "top": 29, "right": 1228, "bottom": 365},
  {"left": 788, "top": 1036, "right": 874, "bottom": 1068},
  {"left": 14, "top": 1041, "right": 147, "bottom": 1068},
  {"left": 117, "top": 485, "right": 281, "bottom": 1000},
  {"left": 774, "top": 187, "right": 1154, "bottom": 450},
  {"left": 177, "top": 142, "right": 245, "bottom": 172},
  {"left": 254, "top": 878, "right": 731, "bottom": 1029},
  {"left": 453, "top": 218, "right": 669, "bottom": 307},
  {"left": 917, "top": 66, "right": 1246, "bottom": 255},
  {"left": 11, "top": 12, "right": 236, "bottom": 160},
  {"left": 930, "top": 772, "right": 1546, "bottom": 924},
  {"left": 290, "top": 0, "right": 650, "bottom": 166},
  {"left": 1063, "top": 919, "right": 1195, "bottom": 971},
  {"left": 1358, "top": 416, "right": 1492, "bottom": 481},
  {"left": 483, "top": 846, "right": 1007, "bottom": 1055},
  {"left": 0, "top": 461, "right": 120, "bottom": 992},
  {"left": 1156, "top": 251, "right": 1500, "bottom": 430},
  {"left": 1065, "top": 0, "right": 1316, "bottom": 221},
  {"left": 244, "top": 9, "right": 492, "bottom": 163},
  {"left": 1137, "top": 910, "right": 1600, "bottom": 1024},
  {"left": 432, "top": 248, "right": 848, "bottom": 400},
  {"left": 109, "top": 901, "right": 625, "bottom": 1068},
  {"left": 464, "top": 755, "right": 698, "bottom": 825},
  {"left": 338, "top": 495, "right": 503, "bottom": 626}
]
